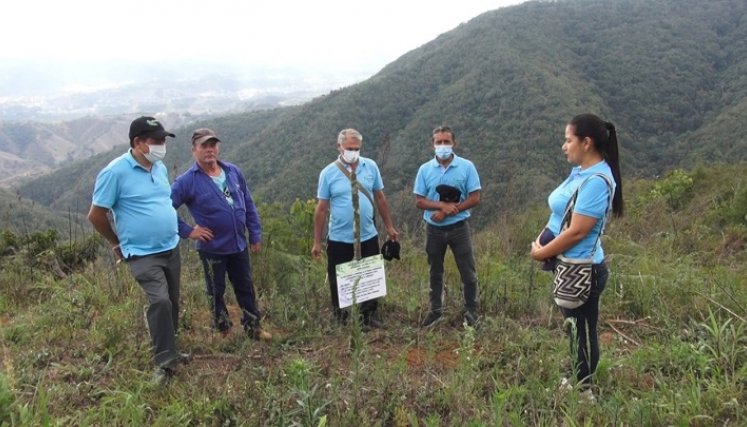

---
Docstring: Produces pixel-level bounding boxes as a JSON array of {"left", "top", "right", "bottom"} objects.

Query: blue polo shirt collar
[
  {"left": 336, "top": 157, "right": 374, "bottom": 174},
  {"left": 124, "top": 149, "right": 155, "bottom": 171},
  {"left": 429, "top": 154, "right": 461, "bottom": 168},
  {"left": 570, "top": 160, "right": 607, "bottom": 179}
]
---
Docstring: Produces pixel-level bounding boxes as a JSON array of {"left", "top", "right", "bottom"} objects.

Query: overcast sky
[{"left": 2, "top": 0, "right": 527, "bottom": 75}]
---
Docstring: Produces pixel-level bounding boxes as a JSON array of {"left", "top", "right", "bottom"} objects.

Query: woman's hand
[{"left": 530, "top": 240, "right": 545, "bottom": 261}]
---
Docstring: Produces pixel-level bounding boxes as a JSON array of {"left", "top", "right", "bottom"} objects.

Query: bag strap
[
  {"left": 560, "top": 173, "right": 614, "bottom": 259},
  {"left": 334, "top": 160, "right": 376, "bottom": 208},
  {"left": 335, "top": 159, "right": 378, "bottom": 260}
]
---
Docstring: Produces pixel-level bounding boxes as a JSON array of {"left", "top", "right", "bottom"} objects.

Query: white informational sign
[{"left": 336, "top": 254, "right": 387, "bottom": 308}]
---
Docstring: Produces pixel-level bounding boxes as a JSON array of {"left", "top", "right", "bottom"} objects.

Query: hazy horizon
[{"left": 1, "top": 0, "right": 527, "bottom": 100}]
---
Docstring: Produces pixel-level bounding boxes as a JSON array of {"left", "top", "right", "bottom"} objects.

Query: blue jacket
[{"left": 171, "top": 160, "right": 262, "bottom": 255}]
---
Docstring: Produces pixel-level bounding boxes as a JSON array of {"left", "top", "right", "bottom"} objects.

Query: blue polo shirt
[
  {"left": 545, "top": 161, "right": 615, "bottom": 263},
  {"left": 317, "top": 157, "right": 383, "bottom": 243},
  {"left": 413, "top": 154, "right": 481, "bottom": 226},
  {"left": 92, "top": 150, "right": 179, "bottom": 257}
]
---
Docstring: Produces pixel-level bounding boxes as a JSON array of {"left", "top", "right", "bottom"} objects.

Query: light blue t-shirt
[
  {"left": 317, "top": 157, "right": 383, "bottom": 243},
  {"left": 92, "top": 150, "right": 179, "bottom": 257},
  {"left": 546, "top": 161, "right": 615, "bottom": 263},
  {"left": 210, "top": 168, "right": 234, "bottom": 207},
  {"left": 413, "top": 155, "right": 482, "bottom": 226}
]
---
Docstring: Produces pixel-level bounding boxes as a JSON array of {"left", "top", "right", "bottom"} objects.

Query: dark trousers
[
  {"left": 425, "top": 221, "right": 479, "bottom": 313},
  {"left": 326, "top": 237, "right": 380, "bottom": 320},
  {"left": 560, "top": 263, "right": 608, "bottom": 386},
  {"left": 126, "top": 248, "right": 181, "bottom": 368},
  {"left": 199, "top": 248, "right": 262, "bottom": 330}
]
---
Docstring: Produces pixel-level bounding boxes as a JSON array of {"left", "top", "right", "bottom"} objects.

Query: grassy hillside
[
  {"left": 1, "top": 163, "right": 745, "bottom": 425},
  {"left": 18, "top": 0, "right": 747, "bottom": 232},
  {"left": 0, "top": 187, "right": 87, "bottom": 235}
]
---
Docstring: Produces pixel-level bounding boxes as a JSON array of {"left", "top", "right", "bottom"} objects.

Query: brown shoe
[{"left": 248, "top": 327, "right": 272, "bottom": 342}]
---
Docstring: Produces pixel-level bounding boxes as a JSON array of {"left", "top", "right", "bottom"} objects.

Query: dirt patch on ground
[
  {"left": 405, "top": 347, "right": 426, "bottom": 368},
  {"left": 404, "top": 341, "right": 461, "bottom": 371},
  {"left": 600, "top": 331, "right": 615, "bottom": 345}
]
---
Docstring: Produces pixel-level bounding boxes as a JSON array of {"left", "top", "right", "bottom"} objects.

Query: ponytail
[
  {"left": 568, "top": 114, "right": 624, "bottom": 217},
  {"left": 605, "top": 122, "right": 624, "bottom": 217}
]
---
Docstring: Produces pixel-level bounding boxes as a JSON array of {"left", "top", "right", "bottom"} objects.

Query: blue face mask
[{"left": 435, "top": 145, "right": 453, "bottom": 160}]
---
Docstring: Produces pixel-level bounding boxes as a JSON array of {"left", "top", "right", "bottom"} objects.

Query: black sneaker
[
  {"left": 177, "top": 352, "right": 193, "bottom": 365},
  {"left": 421, "top": 311, "right": 442, "bottom": 328},
  {"left": 215, "top": 318, "right": 233, "bottom": 335},
  {"left": 152, "top": 366, "right": 174, "bottom": 386},
  {"left": 362, "top": 317, "right": 384, "bottom": 330},
  {"left": 333, "top": 310, "right": 349, "bottom": 325},
  {"left": 464, "top": 311, "right": 479, "bottom": 327}
]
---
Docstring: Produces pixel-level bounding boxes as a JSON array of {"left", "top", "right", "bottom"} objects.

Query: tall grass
[{"left": 1, "top": 165, "right": 746, "bottom": 425}]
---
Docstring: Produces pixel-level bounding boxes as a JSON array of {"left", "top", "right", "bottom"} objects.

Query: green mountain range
[
  {"left": 0, "top": 187, "right": 87, "bottom": 234},
  {"left": 17, "top": 0, "right": 747, "bottom": 231}
]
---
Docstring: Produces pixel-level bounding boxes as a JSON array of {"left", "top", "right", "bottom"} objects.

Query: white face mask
[
  {"left": 435, "top": 145, "right": 453, "bottom": 160},
  {"left": 144, "top": 144, "right": 166, "bottom": 163},
  {"left": 341, "top": 149, "right": 360, "bottom": 164}
]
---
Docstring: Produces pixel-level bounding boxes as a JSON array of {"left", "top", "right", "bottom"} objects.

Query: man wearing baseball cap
[
  {"left": 171, "top": 128, "right": 272, "bottom": 342},
  {"left": 88, "top": 116, "right": 187, "bottom": 385}
]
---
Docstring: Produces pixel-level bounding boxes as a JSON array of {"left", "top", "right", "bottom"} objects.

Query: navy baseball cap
[{"left": 129, "top": 116, "right": 175, "bottom": 141}]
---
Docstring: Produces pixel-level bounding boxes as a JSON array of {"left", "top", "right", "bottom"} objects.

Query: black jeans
[
  {"left": 326, "top": 237, "right": 380, "bottom": 321},
  {"left": 199, "top": 248, "right": 262, "bottom": 330},
  {"left": 560, "top": 262, "right": 608, "bottom": 385},
  {"left": 425, "top": 220, "right": 479, "bottom": 313}
]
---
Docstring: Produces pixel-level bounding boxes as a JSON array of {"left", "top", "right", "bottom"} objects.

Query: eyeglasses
[{"left": 342, "top": 147, "right": 361, "bottom": 151}]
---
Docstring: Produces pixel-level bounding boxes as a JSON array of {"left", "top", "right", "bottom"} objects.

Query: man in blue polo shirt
[
  {"left": 311, "top": 128, "right": 399, "bottom": 328},
  {"left": 414, "top": 125, "right": 482, "bottom": 328},
  {"left": 88, "top": 116, "right": 185, "bottom": 385},
  {"left": 171, "top": 128, "right": 271, "bottom": 342}
]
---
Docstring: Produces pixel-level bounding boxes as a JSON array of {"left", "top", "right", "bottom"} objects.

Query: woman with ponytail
[{"left": 530, "top": 113, "right": 624, "bottom": 397}]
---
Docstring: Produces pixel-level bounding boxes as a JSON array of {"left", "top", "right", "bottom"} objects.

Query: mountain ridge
[{"left": 16, "top": 0, "right": 747, "bottom": 230}]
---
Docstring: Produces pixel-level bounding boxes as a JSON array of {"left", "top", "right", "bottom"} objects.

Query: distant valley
[
  {"left": 0, "top": 61, "right": 364, "bottom": 187},
  {"left": 0, "top": 60, "right": 364, "bottom": 121},
  {"left": 0, "top": 114, "right": 196, "bottom": 187}
]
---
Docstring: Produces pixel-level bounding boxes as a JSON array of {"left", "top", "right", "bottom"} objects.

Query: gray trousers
[
  {"left": 425, "top": 221, "right": 479, "bottom": 313},
  {"left": 127, "top": 248, "right": 181, "bottom": 368}
]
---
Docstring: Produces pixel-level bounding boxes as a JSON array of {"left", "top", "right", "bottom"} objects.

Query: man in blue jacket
[{"left": 171, "top": 128, "right": 271, "bottom": 341}]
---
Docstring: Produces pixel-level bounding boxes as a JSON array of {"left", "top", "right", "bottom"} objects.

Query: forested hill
[
  {"left": 19, "top": 0, "right": 747, "bottom": 230},
  {"left": 0, "top": 187, "right": 84, "bottom": 233}
]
